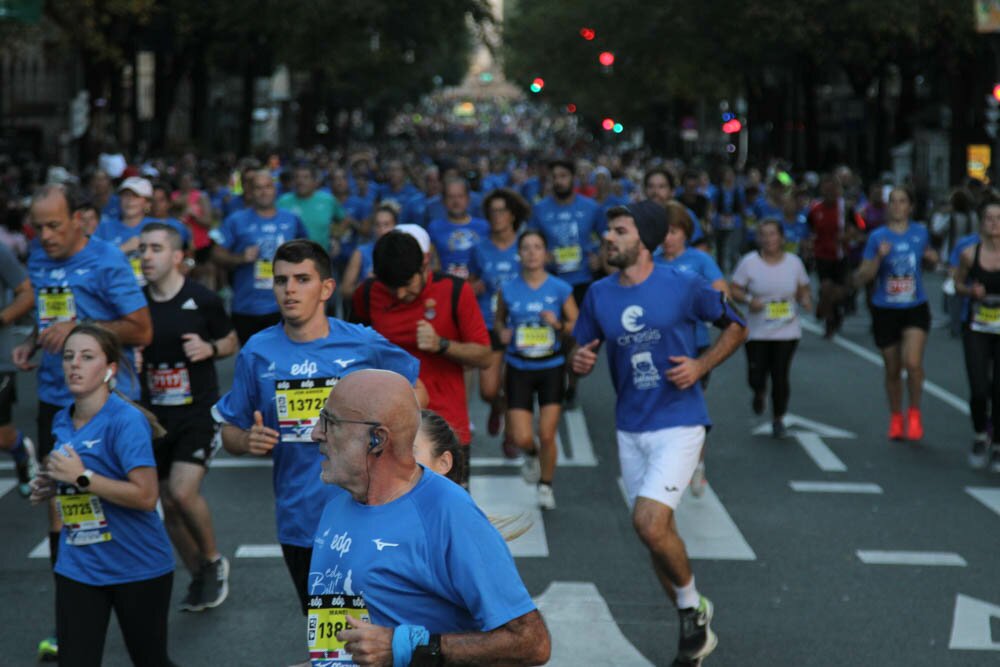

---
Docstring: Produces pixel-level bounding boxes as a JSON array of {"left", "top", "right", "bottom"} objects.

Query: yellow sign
[{"left": 968, "top": 144, "right": 991, "bottom": 183}]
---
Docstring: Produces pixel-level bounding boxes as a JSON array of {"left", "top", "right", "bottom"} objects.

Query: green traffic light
[
  {"left": 530, "top": 83, "right": 541, "bottom": 93},
  {"left": 613, "top": 123, "right": 623, "bottom": 133}
]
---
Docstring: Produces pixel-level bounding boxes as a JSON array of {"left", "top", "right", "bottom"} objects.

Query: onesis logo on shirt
[
  {"left": 290, "top": 360, "right": 319, "bottom": 377},
  {"left": 621, "top": 305, "right": 645, "bottom": 333}
]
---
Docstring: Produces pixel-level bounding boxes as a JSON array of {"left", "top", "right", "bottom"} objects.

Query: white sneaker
[
  {"left": 522, "top": 455, "right": 540, "bottom": 484},
  {"left": 537, "top": 484, "right": 556, "bottom": 510},
  {"left": 690, "top": 462, "right": 706, "bottom": 498}
]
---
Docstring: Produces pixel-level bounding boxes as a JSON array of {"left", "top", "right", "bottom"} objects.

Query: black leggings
[
  {"left": 745, "top": 340, "right": 799, "bottom": 419},
  {"left": 56, "top": 571, "right": 173, "bottom": 667},
  {"left": 963, "top": 329, "right": 1000, "bottom": 436}
]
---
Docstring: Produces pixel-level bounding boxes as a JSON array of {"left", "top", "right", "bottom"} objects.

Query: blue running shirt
[
  {"left": 52, "top": 394, "right": 174, "bottom": 586},
  {"left": 308, "top": 469, "right": 536, "bottom": 633},
  {"left": 468, "top": 238, "right": 520, "bottom": 329},
  {"left": 528, "top": 195, "right": 602, "bottom": 285},
  {"left": 28, "top": 238, "right": 148, "bottom": 405},
  {"left": 426, "top": 217, "right": 490, "bottom": 279},
  {"left": 212, "top": 208, "right": 308, "bottom": 315},
  {"left": 573, "top": 265, "right": 744, "bottom": 432},
  {"left": 212, "top": 319, "right": 419, "bottom": 547},
  {"left": 864, "top": 223, "right": 930, "bottom": 309},
  {"left": 500, "top": 274, "right": 573, "bottom": 371}
]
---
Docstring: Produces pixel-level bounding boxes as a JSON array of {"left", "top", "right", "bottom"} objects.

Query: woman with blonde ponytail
[{"left": 29, "top": 323, "right": 175, "bottom": 666}]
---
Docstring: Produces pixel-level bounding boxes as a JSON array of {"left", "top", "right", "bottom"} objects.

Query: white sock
[{"left": 673, "top": 576, "right": 700, "bottom": 609}]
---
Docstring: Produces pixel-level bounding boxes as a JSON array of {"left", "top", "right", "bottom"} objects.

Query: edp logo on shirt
[{"left": 290, "top": 360, "right": 318, "bottom": 377}]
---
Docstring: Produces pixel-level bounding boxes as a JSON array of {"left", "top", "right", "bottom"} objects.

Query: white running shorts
[{"left": 617, "top": 425, "right": 706, "bottom": 510}]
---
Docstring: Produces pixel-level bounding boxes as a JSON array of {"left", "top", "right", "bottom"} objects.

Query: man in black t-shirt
[{"left": 139, "top": 222, "right": 238, "bottom": 612}]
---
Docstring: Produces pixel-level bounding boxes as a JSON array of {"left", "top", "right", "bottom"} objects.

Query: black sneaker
[
  {"left": 676, "top": 595, "right": 718, "bottom": 663},
  {"left": 180, "top": 570, "right": 205, "bottom": 612},
  {"left": 969, "top": 438, "right": 989, "bottom": 469},
  {"left": 198, "top": 556, "right": 230, "bottom": 610},
  {"left": 752, "top": 392, "right": 765, "bottom": 416}
]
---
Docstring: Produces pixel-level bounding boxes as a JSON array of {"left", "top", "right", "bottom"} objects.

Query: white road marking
[
  {"left": 0, "top": 478, "right": 17, "bottom": 499},
  {"left": 29, "top": 538, "right": 49, "bottom": 559},
  {"left": 949, "top": 594, "right": 1000, "bottom": 650},
  {"left": 562, "top": 408, "right": 597, "bottom": 465},
  {"left": 856, "top": 550, "right": 966, "bottom": 567},
  {"left": 235, "top": 544, "right": 283, "bottom": 558},
  {"left": 792, "top": 432, "right": 847, "bottom": 472},
  {"left": 789, "top": 481, "right": 882, "bottom": 494},
  {"left": 751, "top": 413, "right": 856, "bottom": 439},
  {"left": 470, "top": 476, "right": 548, "bottom": 558},
  {"left": 801, "top": 318, "right": 969, "bottom": 415},
  {"left": 617, "top": 478, "right": 756, "bottom": 561},
  {"left": 965, "top": 487, "right": 1000, "bottom": 519},
  {"left": 534, "top": 581, "right": 654, "bottom": 666}
]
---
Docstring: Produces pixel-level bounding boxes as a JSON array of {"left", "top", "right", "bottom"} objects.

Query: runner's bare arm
[
  {"left": 439, "top": 610, "right": 551, "bottom": 666},
  {"left": 0, "top": 277, "right": 34, "bottom": 326},
  {"left": 97, "top": 306, "right": 153, "bottom": 347}
]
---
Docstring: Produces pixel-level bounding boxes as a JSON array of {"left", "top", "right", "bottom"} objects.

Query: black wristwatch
[
  {"left": 411, "top": 633, "right": 443, "bottom": 666},
  {"left": 76, "top": 469, "right": 94, "bottom": 489},
  {"left": 437, "top": 337, "right": 450, "bottom": 354}
]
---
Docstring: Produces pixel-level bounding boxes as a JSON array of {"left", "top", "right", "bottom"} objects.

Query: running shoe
[
  {"left": 522, "top": 454, "right": 541, "bottom": 484},
  {"left": 180, "top": 570, "right": 206, "bottom": 612},
  {"left": 676, "top": 595, "right": 718, "bottom": 664},
  {"left": 906, "top": 407, "right": 923, "bottom": 441},
  {"left": 968, "top": 437, "right": 989, "bottom": 469},
  {"left": 752, "top": 392, "right": 765, "bottom": 416},
  {"left": 772, "top": 419, "right": 787, "bottom": 439},
  {"left": 198, "top": 556, "right": 230, "bottom": 609},
  {"left": 537, "top": 483, "right": 556, "bottom": 510},
  {"left": 990, "top": 444, "right": 1000, "bottom": 474},
  {"left": 690, "top": 462, "right": 707, "bottom": 498},
  {"left": 15, "top": 435, "right": 38, "bottom": 498},
  {"left": 37, "top": 635, "right": 58, "bottom": 662},
  {"left": 487, "top": 405, "right": 501, "bottom": 436},
  {"left": 887, "top": 413, "right": 904, "bottom": 440}
]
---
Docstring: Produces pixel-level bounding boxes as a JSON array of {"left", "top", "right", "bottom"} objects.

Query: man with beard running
[{"left": 570, "top": 201, "right": 747, "bottom": 666}]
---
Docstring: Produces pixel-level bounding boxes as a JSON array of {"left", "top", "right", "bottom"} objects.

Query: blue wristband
[{"left": 392, "top": 624, "right": 430, "bottom": 667}]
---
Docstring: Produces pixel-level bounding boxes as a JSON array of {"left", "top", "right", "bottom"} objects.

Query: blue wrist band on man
[{"left": 392, "top": 624, "right": 430, "bottom": 667}]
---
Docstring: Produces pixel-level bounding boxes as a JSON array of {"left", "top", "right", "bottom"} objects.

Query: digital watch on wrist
[
  {"left": 76, "top": 469, "right": 94, "bottom": 489},
  {"left": 411, "top": 633, "right": 443, "bottom": 666}
]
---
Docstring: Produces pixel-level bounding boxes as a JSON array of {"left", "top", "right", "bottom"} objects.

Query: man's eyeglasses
[{"left": 317, "top": 409, "right": 381, "bottom": 436}]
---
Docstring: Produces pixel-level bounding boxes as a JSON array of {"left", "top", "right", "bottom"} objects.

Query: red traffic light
[
  {"left": 599, "top": 51, "right": 615, "bottom": 67},
  {"left": 566, "top": 103, "right": 577, "bottom": 113},
  {"left": 602, "top": 118, "right": 615, "bottom": 131},
  {"left": 580, "top": 27, "right": 595, "bottom": 41},
  {"left": 532, "top": 77, "right": 545, "bottom": 88},
  {"left": 722, "top": 119, "right": 743, "bottom": 134}
]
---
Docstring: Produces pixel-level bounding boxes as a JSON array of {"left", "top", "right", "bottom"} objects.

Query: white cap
[
  {"left": 395, "top": 224, "right": 431, "bottom": 254},
  {"left": 118, "top": 176, "right": 153, "bottom": 199}
]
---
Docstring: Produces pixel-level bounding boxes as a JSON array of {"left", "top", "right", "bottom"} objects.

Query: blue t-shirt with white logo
[
  {"left": 28, "top": 238, "right": 147, "bottom": 406},
  {"left": 211, "top": 208, "right": 308, "bottom": 316},
  {"left": 863, "top": 223, "right": 930, "bottom": 309},
  {"left": 467, "top": 238, "right": 520, "bottom": 329},
  {"left": 52, "top": 394, "right": 174, "bottom": 586},
  {"left": 528, "top": 194, "right": 602, "bottom": 285},
  {"left": 308, "top": 469, "right": 536, "bottom": 632},
  {"left": 655, "top": 248, "right": 724, "bottom": 349},
  {"left": 500, "top": 274, "right": 573, "bottom": 371},
  {"left": 426, "top": 217, "right": 490, "bottom": 280},
  {"left": 573, "top": 265, "right": 744, "bottom": 432},
  {"left": 356, "top": 242, "right": 376, "bottom": 283},
  {"left": 212, "top": 319, "right": 419, "bottom": 547}
]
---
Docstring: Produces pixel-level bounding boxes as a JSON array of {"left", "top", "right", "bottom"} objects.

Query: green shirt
[{"left": 277, "top": 191, "right": 344, "bottom": 247}]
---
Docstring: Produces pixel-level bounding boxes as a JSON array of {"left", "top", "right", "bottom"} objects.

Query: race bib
[
  {"left": 275, "top": 378, "right": 338, "bottom": 442},
  {"left": 147, "top": 364, "right": 193, "bottom": 406},
  {"left": 129, "top": 256, "right": 146, "bottom": 286},
  {"left": 554, "top": 245, "right": 582, "bottom": 272},
  {"left": 57, "top": 488, "right": 112, "bottom": 546},
  {"left": 971, "top": 298, "right": 1000, "bottom": 335},
  {"left": 885, "top": 274, "right": 916, "bottom": 303},
  {"left": 764, "top": 300, "right": 794, "bottom": 323},
  {"left": 38, "top": 287, "right": 77, "bottom": 328},
  {"left": 254, "top": 260, "right": 274, "bottom": 289},
  {"left": 515, "top": 323, "right": 556, "bottom": 357},
  {"left": 307, "top": 594, "right": 370, "bottom": 665}
]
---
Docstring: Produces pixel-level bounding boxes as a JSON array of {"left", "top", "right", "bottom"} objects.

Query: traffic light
[
  {"left": 599, "top": 51, "right": 615, "bottom": 67},
  {"left": 722, "top": 118, "right": 742, "bottom": 134},
  {"left": 602, "top": 118, "right": 614, "bottom": 131},
  {"left": 566, "top": 103, "right": 577, "bottom": 113},
  {"left": 987, "top": 86, "right": 1000, "bottom": 139},
  {"left": 580, "top": 27, "right": 595, "bottom": 41},
  {"left": 530, "top": 77, "right": 544, "bottom": 93},
  {"left": 613, "top": 123, "right": 624, "bottom": 134}
]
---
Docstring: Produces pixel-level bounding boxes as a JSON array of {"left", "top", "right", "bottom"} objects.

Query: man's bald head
[{"left": 330, "top": 370, "right": 420, "bottom": 461}]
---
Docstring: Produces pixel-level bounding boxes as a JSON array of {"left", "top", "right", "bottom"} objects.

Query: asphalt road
[{"left": 2, "top": 273, "right": 999, "bottom": 666}]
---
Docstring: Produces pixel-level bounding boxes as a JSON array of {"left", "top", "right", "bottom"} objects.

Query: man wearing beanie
[{"left": 570, "top": 200, "right": 747, "bottom": 665}]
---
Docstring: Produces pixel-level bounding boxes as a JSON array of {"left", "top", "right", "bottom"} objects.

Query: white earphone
[{"left": 103, "top": 369, "right": 112, "bottom": 383}]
